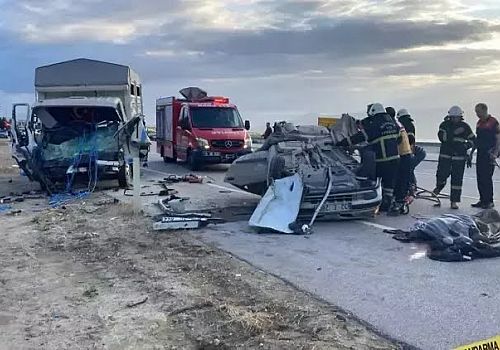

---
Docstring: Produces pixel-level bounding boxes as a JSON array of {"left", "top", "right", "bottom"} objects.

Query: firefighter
[
  {"left": 337, "top": 103, "right": 400, "bottom": 211},
  {"left": 397, "top": 108, "right": 426, "bottom": 193},
  {"left": 433, "top": 106, "right": 475, "bottom": 209},
  {"left": 469, "top": 103, "right": 500, "bottom": 209},
  {"left": 386, "top": 107, "right": 412, "bottom": 215}
]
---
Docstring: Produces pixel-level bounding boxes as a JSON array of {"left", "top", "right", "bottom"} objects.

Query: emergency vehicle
[{"left": 156, "top": 87, "right": 252, "bottom": 170}]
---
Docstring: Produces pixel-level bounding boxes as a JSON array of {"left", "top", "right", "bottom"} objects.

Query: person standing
[
  {"left": 337, "top": 103, "right": 400, "bottom": 212},
  {"left": 262, "top": 122, "right": 273, "bottom": 139},
  {"left": 470, "top": 103, "right": 500, "bottom": 209},
  {"left": 397, "top": 108, "right": 426, "bottom": 193},
  {"left": 386, "top": 107, "right": 413, "bottom": 215},
  {"left": 433, "top": 106, "right": 475, "bottom": 209}
]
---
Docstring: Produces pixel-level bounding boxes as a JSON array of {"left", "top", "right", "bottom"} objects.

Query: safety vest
[
  {"left": 360, "top": 113, "right": 400, "bottom": 162},
  {"left": 396, "top": 121, "right": 412, "bottom": 156}
]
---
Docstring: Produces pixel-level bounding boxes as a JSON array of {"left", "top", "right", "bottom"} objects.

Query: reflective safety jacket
[
  {"left": 398, "top": 115, "right": 416, "bottom": 146},
  {"left": 438, "top": 117, "right": 475, "bottom": 157},
  {"left": 346, "top": 113, "right": 400, "bottom": 162},
  {"left": 396, "top": 120, "right": 412, "bottom": 156}
]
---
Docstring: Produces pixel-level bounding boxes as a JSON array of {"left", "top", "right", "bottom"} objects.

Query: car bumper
[
  {"left": 299, "top": 180, "right": 382, "bottom": 220},
  {"left": 192, "top": 148, "right": 253, "bottom": 164}
]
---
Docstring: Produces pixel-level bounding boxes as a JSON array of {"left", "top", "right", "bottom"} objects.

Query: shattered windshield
[
  {"left": 34, "top": 106, "right": 121, "bottom": 129},
  {"left": 190, "top": 107, "right": 243, "bottom": 128}
]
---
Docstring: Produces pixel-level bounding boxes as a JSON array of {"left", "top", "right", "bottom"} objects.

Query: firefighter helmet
[
  {"left": 397, "top": 108, "right": 410, "bottom": 118},
  {"left": 367, "top": 103, "right": 385, "bottom": 116},
  {"left": 448, "top": 105, "right": 464, "bottom": 117}
]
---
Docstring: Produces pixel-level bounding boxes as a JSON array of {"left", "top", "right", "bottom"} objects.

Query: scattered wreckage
[
  {"left": 10, "top": 59, "right": 150, "bottom": 194},
  {"left": 225, "top": 115, "right": 382, "bottom": 233}
]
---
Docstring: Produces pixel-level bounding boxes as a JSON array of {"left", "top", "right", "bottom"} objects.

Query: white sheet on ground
[{"left": 249, "top": 174, "right": 303, "bottom": 233}]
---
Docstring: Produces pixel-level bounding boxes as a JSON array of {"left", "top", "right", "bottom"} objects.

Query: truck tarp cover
[{"left": 35, "top": 58, "right": 135, "bottom": 87}]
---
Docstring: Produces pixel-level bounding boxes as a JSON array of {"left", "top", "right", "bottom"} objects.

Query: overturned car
[{"left": 224, "top": 117, "right": 381, "bottom": 220}]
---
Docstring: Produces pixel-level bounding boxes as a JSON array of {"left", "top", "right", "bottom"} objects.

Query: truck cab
[{"left": 156, "top": 88, "right": 252, "bottom": 170}]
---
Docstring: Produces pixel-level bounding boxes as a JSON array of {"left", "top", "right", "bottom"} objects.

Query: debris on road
[
  {"left": 126, "top": 296, "right": 149, "bottom": 308},
  {"left": 153, "top": 216, "right": 224, "bottom": 231},
  {"left": 249, "top": 174, "right": 303, "bottom": 234},
  {"left": 385, "top": 210, "right": 500, "bottom": 262},
  {"left": 160, "top": 174, "right": 204, "bottom": 184}
]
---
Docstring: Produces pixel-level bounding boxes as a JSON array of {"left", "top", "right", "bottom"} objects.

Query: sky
[{"left": 1, "top": 0, "right": 500, "bottom": 140}]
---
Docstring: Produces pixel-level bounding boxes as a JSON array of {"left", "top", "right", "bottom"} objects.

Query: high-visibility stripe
[
  {"left": 468, "top": 133, "right": 475, "bottom": 139},
  {"left": 407, "top": 132, "right": 415, "bottom": 137},
  {"left": 451, "top": 185, "right": 462, "bottom": 190},
  {"left": 452, "top": 156, "right": 465, "bottom": 161},
  {"left": 439, "top": 154, "right": 452, "bottom": 159},
  {"left": 370, "top": 133, "right": 400, "bottom": 144},
  {"left": 382, "top": 188, "right": 394, "bottom": 194},
  {"left": 453, "top": 137, "right": 466, "bottom": 142},
  {"left": 375, "top": 155, "right": 400, "bottom": 162}
]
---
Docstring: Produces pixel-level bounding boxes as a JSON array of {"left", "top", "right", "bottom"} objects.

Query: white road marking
[
  {"left": 360, "top": 221, "right": 396, "bottom": 231},
  {"left": 206, "top": 183, "right": 252, "bottom": 195}
]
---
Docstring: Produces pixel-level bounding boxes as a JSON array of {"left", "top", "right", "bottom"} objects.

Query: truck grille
[{"left": 211, "top": 140, "right": 244, "bottom": 149}]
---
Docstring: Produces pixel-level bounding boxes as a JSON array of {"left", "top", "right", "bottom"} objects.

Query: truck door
[
  {"left": 176, "top": 106, "right": 191, "bottom": 160},
  {"left": 11, "top": 104, "right": 32, "bottom": 150}
]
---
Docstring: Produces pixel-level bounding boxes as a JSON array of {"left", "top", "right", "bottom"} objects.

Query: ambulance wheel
[
  {"left": 162, "top": 148, "right": 177, "bottom": 163},
  {"left": 118, "top": 163, "right": 132, "bottom": 188},
  {"left": 163, "top": 156, "right": 177, "bottom": 163},
  {"left": 187, "top": 150, "right": 200, "bottom": 171}
]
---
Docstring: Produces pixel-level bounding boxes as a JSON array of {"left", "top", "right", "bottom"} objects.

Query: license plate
[
  {"left": 223, "top": 154, "right": 235, "bottom": 160},
  {"left": 322, "top": 202, "right": 352, "bottom": 212},
  {"left": 204, "top": 151, "right": 221, "bottom": 156}
]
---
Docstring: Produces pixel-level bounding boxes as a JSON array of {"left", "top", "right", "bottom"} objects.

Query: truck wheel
[
  {"left": 118, "top": 162, "right": 132, "bottom": 188},
  {"left": 187, "top": 150, "right": 200, "bottom": 171}
]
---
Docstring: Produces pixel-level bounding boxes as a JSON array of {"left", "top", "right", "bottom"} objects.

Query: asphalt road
[{"left": 143, "top": 148, "right": 500, "bottom": 350}]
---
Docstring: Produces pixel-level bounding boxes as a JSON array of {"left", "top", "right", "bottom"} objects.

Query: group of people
[
  {"left": 337, "top": 102, "right": 499, "bottom": 214},
  {"left": 262, "top": 102, "right": 499, "bottom": 215}
]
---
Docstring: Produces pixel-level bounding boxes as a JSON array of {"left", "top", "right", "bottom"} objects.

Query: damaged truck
[
  {"left": 225, "top": 116, "right": 382, "bottom": 223},
  {"left": 10, "top": 58, "right": 150, "bottom": 193}
]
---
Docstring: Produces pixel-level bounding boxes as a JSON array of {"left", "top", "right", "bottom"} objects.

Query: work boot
[
  {"left": 471, "top": 201, "right": 483, "bottom": 208},
  {"left": 480, "top": 202, "right": 495, "bottom": 209},
  {"left": 432, "top": 188, "right": 441, "bottom": 196},
  {"left": 387, "top": 202, "right": 403, "bottom": 216},
  {"left": 450, "top": 202, "right": 459, "bottom": 210}
]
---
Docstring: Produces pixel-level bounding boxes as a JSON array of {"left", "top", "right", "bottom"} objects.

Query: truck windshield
[{"left": 190, "top": 107, "right": 243, "bottom": 128}]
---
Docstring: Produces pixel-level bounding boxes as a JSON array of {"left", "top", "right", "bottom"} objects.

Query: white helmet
[
  {"left": 448, "top": 105, "right": 464, "bottom": 117},
  {"left": 367, "top": 103, "right": 385, "bottom": 116},
  {"left": 397, "top": 108, "right": 410, "bottom": 118}
]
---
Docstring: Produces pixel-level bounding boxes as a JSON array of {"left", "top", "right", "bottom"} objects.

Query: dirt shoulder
[
  {"left": 0, "top": 137, "right": 403, "bottom": 349},
  {"left": 0, "top": 190, "right": 404, "bottom": 350}
]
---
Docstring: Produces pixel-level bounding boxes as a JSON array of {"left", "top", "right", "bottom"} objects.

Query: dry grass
[{"left": 222, "top": 304, "right": 278, "bottom": 333}]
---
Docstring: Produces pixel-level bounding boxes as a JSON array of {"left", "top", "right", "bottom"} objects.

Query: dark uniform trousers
[
  {"left": 394, "top": 154, "right": 412, "bottom": 202},
  {"left": 476, "top": 151, "right": 495, "bottom": 204},
  {"left": 435, "top": 153, "right": 466, "bottom": 202},
  {"left": 377, "top": 158, "right": 400, "bottom": 207}
]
